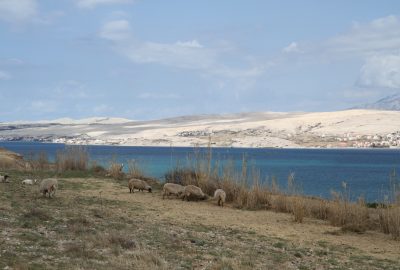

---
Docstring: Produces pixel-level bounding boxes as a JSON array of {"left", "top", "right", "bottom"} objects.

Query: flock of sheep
[
  {"left": 0, "top": 173, "right": 227, "bottom": 207},
  {"left": 129, "top": 178, "right": 226, "bottom": 206}
]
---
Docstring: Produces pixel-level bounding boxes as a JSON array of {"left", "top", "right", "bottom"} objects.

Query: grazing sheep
[
  {"left": 128, "top": 179, "right": 152, "bottom": 193},
  {"left": 214, "top": 189, "right": 226, "bottom": 207},
  {"left": 39, "top": 178, "right": 58, "bottom": 198},
  {"left": 162, "top": 183, "right": 184, "bottom": 199},
  {"left": 22, "top": 179, "right": 37, "bottom": 185},
  {"left": 182, "top": 185, "right": 206, "bottom": 201},
  {"left": 0, "top": 174, "right": 10, "bottom": 183}
]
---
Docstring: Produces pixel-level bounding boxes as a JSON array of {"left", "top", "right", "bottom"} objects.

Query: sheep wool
[{"left": 162, "top": 183, "right": 184, "bottom": 199}]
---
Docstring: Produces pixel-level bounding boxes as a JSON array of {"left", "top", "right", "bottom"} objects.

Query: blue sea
[{"left": 1, "top": 141, "right": 399, "bottom": 202}]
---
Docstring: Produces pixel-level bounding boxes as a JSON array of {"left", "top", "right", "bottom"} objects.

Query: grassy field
[{"left": 0, "top": 171, "right": 399, "bottom": 269}]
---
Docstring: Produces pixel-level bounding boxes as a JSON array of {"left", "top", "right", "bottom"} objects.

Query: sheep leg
[{"left": 218, "top": 198, "right": 221, "bottom": 206}]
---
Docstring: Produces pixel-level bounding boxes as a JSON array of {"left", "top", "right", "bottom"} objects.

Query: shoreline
[{"left": 1, "top": 139, "right": 400, "bottom": 150}]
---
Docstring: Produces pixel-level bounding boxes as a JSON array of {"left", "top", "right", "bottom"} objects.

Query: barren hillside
[{"left": 1, "top": 110, "right": 400, "bottom": 148}]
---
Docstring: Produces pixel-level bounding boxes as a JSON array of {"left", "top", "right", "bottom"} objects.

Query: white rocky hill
[{"left": 1, "top": 110, "right": 400, "bottom": 148}]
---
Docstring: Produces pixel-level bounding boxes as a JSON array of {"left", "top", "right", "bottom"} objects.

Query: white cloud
[
  {"left": 283, "top": 42, "right": 300, "bottom": 53},
  {"left": 0, "top": 70, "right": 11, "bottom": 80},
  {"left": 326, "top": 15, "right": 400, "bottom": 55},
  {"left": 93, "top": 104, "right": 113, "bottom": 113},
  {"left": 279, "top": 15, "right": 400, "bottom": 93},
  {"left": 357, "top": 53, "right": 400, "bottom": 89},
  {"left": 0, "top": 0, "right": 37, "bottom": 24},
  {"left": 175, "top": 40, "right": 203, "bottom": 48},
  {"left": 138, "top": 93, "right": 181, "bottom": 100},
  {"left": 54, "top": 80, "right": 88, "bottom": 98},
  {"left": 76, "top": 0, "right": 133, "bottom": 9},
  {"left": 30, "top": 100, "right": 57, "bottom": 113},
  {"left": 288, "top": 15, "right": 400, "bottom": 60},
  {"left": 124, "top": 40, "right": 217, "bottom": 70},
  {"left": 99, "top": 19, "right": 131, "bottom": 41},
  {"left": 99, "top": 20, "right": 265, "bottom": 79}
]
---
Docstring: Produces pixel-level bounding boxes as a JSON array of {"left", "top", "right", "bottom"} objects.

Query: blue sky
[{"left": 1, "top": 0, "right": 400, "bottom": 121}]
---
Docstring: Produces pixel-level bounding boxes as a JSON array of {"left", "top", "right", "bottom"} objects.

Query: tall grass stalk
[{"left": 56, "top": 146, "right": 88, "bottom": 172}]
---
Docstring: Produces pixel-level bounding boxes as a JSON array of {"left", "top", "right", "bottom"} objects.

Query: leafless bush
[
  {"left": 108, "top": 161, "right": 125, "bottom": 180},
  {"left": 127, "top": 159, "right": 145, "bottom": 179},
  {"left": 56, "top": 146, "right": 88, "bottom": 172}
]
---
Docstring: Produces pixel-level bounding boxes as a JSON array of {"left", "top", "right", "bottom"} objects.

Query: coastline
[{"left": 1, "top": 139, "right": 400, "bottom": 150}]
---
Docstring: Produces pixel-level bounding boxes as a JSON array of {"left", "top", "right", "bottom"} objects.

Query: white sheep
[
  {"left": 0, "top": 174, "right": 10, "bottom": 183},
  {"left": 128, "top": 179, "right": 152, "bottom": 193},
  {"left": 162, "top": 183, "right": 184, "bottom": 199},
  {"left": 22, "top": 179, "right": 37, "bottom": 185},
  {"left": 39, "top": 178, "right": 58, "bottom": 198},
  {"left": 182, "top": 185, "right": 207, "bottom": 201},
  {"left": 213, "top": 189, "right": 226, "bottom": 207}
]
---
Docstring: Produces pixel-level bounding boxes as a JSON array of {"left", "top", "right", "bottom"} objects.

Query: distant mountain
[{"left": 355, "top": 93, "right": 400, "bottom": 111}]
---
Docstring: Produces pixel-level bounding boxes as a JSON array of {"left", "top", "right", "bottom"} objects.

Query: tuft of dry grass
[
  {"left": 378, "top": 178, "right": 400, "bottom": 239},
  {"left": 113, "top": 248, "right": 169, "bottom": 269},
  {"left": 127, "top": 159, "right": 145, "bottom": 179},
  {"left": 23, "top": 207, "right": 51, "bottom": 221},
  {"left": 108, "top": 161, "right": 125, "bottom": 180},
  {"left": 327, "top": 183, "right": 369, "bottom": 233},
  {"left": 56, "top": 146, "right": 89, "bottom": 172},
  {"left": 108, "top": 232, "right": 137, "bottom": 250},
  {"left": 378, "top": 205, "right": 400, "bottom": 239},
  {"left": 291, "top": 196, "right": 306, "bottom": 223},
  {"left": 25, "top": 151, "right": 50, "bottom": 171}
]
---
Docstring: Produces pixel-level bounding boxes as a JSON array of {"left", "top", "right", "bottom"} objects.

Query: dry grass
[
  {"left": 126, "top": 159, "right": 145, "bottom": 179},
  {"left": 164, "top": 152, "right": 400, "bottom": 238},
  {"left": 55, "top": 146, "right": 89, "bottom": 172},
  {"left": 25, "top": 151, "right": 50, "bottom": 171},
  {"left": 1, "top": 174, "right": 400, "bottom": 269},
  {"left": 378, "top": 178, "right": 400, "bottom": 239},
  {"left": 379, "top": 206, "right": 400, "bottom": 239},
  {"left": 108, "top": 161, "right": 125, "bottom": 179},
  {"left": 291, "top": 196, "right": 306, "bottom": 223}
]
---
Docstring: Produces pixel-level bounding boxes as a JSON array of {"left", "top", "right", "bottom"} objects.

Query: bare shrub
[
  {"left": 37, "top": 151, "right": 49, "bottom": 170},
  {"left": 291, "top": 196, "right": 306, "bottom": 223},
  {"left": 244, "top": 181, "right": 271, "bottom": 210},
  {"left": 25, "top": 151, "right": 49, "bottom": 171},
  {"left": 127, "top": 159, "right": 145, "bottom": 179},
  {"left": 108, "top": 161, "right": 124, "bottom": 180},
  {"left": 90, "top": 160, "right": 107, "bottom": 176},
  {"left": 272, "top": 194, "right": 290, "bottom": 213},
  {"left": 306, "top": 198, "right": 330, "bottom": 220},
  {"left": 328, "top": 183, "right": 369, "bottom": 233},
  {"left": 379, "top": 206, "right": 400, "bottom": 239},
  {"left": 56, "top": 146, "right": 88, "bottom": 172},
  {"left": 379, "top": 178, "right": 400, "bottom": 239}
]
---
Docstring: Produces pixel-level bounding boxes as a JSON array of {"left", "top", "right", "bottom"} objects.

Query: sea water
[{"left": 1, "top": 141, "right": 399, "bottom": 202}]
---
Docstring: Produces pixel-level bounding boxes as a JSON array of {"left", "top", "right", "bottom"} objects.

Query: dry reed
[{"left": 55, "top": 146, "right": 88, "bottom": 172}]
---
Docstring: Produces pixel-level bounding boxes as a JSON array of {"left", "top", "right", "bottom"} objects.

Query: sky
[{"left": 1, "top": 0, "right": 400, "bottom": 121}]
